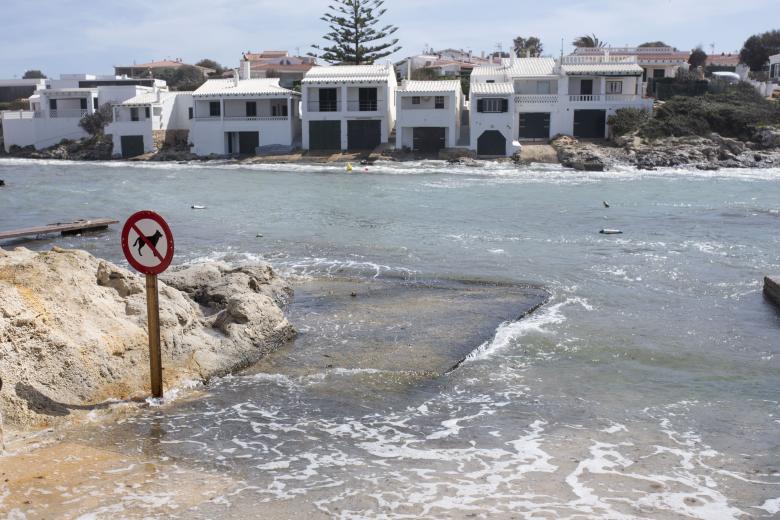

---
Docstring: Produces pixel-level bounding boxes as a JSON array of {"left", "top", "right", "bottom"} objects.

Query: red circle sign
[{"left": 121, "top": 210, "right": 175, "bottom": 275}]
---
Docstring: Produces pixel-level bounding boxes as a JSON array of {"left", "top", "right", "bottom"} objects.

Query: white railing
[
  {"left": 515, "top": 94, "right": 559, "bottom": 104},
  {"left": 224, "top": 115, "right": 288, "bottom": 121},
  {"left": 605, "top": 94, "right": 642, "bottom": 102},
  {"left": 50, "top": 109, "right": 88, "bottom": 118},
  {"left": 562, "top": 55, "right": 637, "bottom": 64},
  {"left": 569, "top": 94, "right": 602, "bottom": 102},
  {"left": 0, "top": 110, "right": 35, "bottom": 120}
]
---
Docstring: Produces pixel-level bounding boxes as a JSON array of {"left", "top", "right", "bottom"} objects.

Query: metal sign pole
[{"left": 145, "top": 274, "right": 163, "bottom": 398}]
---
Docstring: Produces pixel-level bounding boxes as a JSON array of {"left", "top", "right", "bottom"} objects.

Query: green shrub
[
  {"left": 608, "top": 108, "right": 650, "bottom": 136},
  {"left": 638, "top": 83, "right": 780, "bottom": 140}
]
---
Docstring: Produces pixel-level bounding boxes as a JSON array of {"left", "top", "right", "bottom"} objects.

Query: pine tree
[{"left": 309, "top": 0, "right": 401, "bottom": 65}]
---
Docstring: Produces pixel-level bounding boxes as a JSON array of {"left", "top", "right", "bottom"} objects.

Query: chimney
[
  {"left": 155, "top": 87, "right": 161, "bottom": 102},
  {"left": 232, "top": 68, "right": 240, "bottom": 86},
  {"left": 240, "top": 59, "right": 251, "bottom": 80}
]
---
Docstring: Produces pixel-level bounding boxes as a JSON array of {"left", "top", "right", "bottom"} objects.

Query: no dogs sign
[{"left": 121, "top": 210, "right": 174, "bottom": 275}]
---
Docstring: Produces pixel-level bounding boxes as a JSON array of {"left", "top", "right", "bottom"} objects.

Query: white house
[
  {"left": 395, "top": 80, "right": 463, "bottom": 152},
  {"left": 469, "top": 56, "right": 652, "bottom": 156},
  {"left": 1, "top": 82, "right": 159, "bottom": 152},
  {"left": 770, "top": 54, "right": 780, "bottom": 82},
  {"left": 301, "top": 64, "right": 397, "bottom": 151},
  {"left": 106, "top": 90, "right": 193, "bottom": 158},
  {"left": 189, "top": 65, "right": 301, "bottom": 156},
  {"left": 572, "top": 46, "right": 690, "bottom": 85}
]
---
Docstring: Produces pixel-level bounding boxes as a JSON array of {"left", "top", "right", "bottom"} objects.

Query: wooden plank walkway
[{"left": 0, "top": 219, "right": 119, "bottom": 241}]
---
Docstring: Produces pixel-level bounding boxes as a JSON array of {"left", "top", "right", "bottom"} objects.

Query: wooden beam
[{"left": 0, "top": 219, "right": 119, "bottom": 241}]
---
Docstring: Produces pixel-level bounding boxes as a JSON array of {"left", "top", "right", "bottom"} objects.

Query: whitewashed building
[
  {"left": 770, "top": 54, "right": 780, "bottom": 82},
  {"left": 395, "top": 80, "right": 463, "bottom": 152},
  {"left": 1, "top": 82, "right": 160, "bottom": 152},
  {"left": 106, "top": 90, "right": 193, "bottom": 158},
  {"left": 301, "top": 64, "right": 397, "bottom": 151},
  {"left": 189, "top": 65, "right": 301, "bottom": 156},
  {"left": 572, "top": 46, "right": 690, "bottom": 83},
  {"left": 469, "top": 56, "right": 652, "bottom": 156}
]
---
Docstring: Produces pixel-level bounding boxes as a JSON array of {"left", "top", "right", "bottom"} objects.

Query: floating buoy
[
  {"left": 600, "top": 229, "right": 623, "bottom": 234},
  {"left": 603, "top": 201, "right": 610, "bottom": 208},
  {"left": 346, "top": 163, "right": 353, "bottom": 172},
  {"left": 256, "top": 233, "right": 264, "bottom": 238},
  {"left": 191, "top": 205, "right": 207, "bottom": 210}
]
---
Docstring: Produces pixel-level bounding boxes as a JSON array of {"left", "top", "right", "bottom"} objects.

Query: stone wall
[{"left": 152, "top": 129, "right": 189, "bottom": 151}]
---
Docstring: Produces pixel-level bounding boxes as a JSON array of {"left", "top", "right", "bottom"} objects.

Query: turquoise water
[{"left": 1, "top": 158, "right": 779, "bottom": 518}]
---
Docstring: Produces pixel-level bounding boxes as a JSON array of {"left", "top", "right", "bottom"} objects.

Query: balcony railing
[
  {"left": 1, "top": 110, "right": 35, "bottom": 120},
  {"left": 347, "top": 100, "right": 381, "bottom": 112},
  {"left": 515, "top": 94, "right": 559, "bottom": 104},
  {"left": 49, "top": 109, "right": 89, "bottom": 118},
  {"left": 307, "top": 100, "right": 339, "bottom": 112},
  {"left": 569, "top": 95, "right": 602, "bottom": 102}
]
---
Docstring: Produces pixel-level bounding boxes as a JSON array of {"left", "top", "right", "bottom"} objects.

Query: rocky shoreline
[
  {"left": 2, "top": 129, "right": 780, "bottom": 171},
  {"left": 551, "top": 127, "right": 780, "bottom": 171},
  {"left": 0, "top": 247, "right": 296, "bottom": 429}
]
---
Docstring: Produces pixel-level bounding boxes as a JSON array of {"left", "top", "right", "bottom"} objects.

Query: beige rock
[{"left": 0, "top": 247, "right": 295, "bottom": 429}]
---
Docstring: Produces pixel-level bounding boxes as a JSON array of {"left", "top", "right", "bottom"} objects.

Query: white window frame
[
  {"left": 434, "top": 96, "right": 445, "bottom": 109},
  {"left": 411, "top": 96, "right": 421, "bottom": 105},
  {"left": 606, "top": 80, "right": 623, "bottom": 94},
  {"left": 482, "top": 98, "right": 505, "bottom": 113}
]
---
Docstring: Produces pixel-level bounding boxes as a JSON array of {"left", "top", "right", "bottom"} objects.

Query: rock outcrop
[
  {"left": 8, "top": 136, "right": 113, "bottom": 161},
  {"left": 0, "top": 247, "right": 295, "bottom": 428}
]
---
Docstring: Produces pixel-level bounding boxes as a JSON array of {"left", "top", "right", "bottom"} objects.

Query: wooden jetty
[{"left": 0, "top": 218, "right": 119, "bottom": 241}]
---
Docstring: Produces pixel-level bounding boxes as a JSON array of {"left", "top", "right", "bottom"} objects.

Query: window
[
  {"left": 272, "top": 102, "right": 288, "bottom": 117},
  {"left": 93, "top": 98, "right": 98, "bottom": 109},
  {"left": 246, "top": 101, "right": 257, "bottom": 117},
  {"left": 209, "top": 101, "right": 220, "bottom": 117},
  {"left": 652, "top": 69, "right": 665, "bottom": 79},
  {"left": 606, "top": 81, "right": 623, "bottom": 94},
  {"left": 318, "top": 88, "right": 338, "bottom": 111},
  {"left": 145, "top": 106, "right": 151, "bottom": 118},
  {"left": 358, "top": 87, "right": 378, "bottom": 111},
  {"left": 486, "top": 80, "right": 495, "bottom": 83},
  {"left": 130, "top": 107, "right": 139, "bottom": 121},
  {"left": 188, "top": 107, "right": 193, "bottom": 120},
  {"left": 412, "top": 96, "right": 421, "bottom": 105},
  {"left": 80, "top": 98, "right": 88, "bottom": 110},
  {"left": 435, "top": 96, "right": 445, "bottom": 109},
  {"left": 477, "top": 98, "right": 508, "bottom": 113},
  {"left": 49, "top": 98, "right": 57, "bottom": 110},
  {"left": 535, "top": 81, "right": 552, "bottom": 94}
]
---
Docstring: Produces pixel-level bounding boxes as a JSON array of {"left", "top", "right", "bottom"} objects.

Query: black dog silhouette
[{"left": 133, "top": 230, "right": 163, "bottom": 256}]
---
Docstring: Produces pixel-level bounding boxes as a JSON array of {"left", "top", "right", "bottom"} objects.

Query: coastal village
[{"left": 0, "top": 39, "right": 779, "bottom": 167}]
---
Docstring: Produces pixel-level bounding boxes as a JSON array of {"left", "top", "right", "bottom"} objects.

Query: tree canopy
[
  {"left": 513, "top": 36, "right": 543, "bottom": 57},
  {"left": 309, "top": 0, "right": 401, "bottom": 64},
  {"left": 572, "top": 34, "right": 606, "bottom": 48},
  {"left": 739, "top": 30, "right": 780, "bottom": 71},
  {"left": 79, "top": 103, "right": 113, "bottom": 137},
  {"left": 22, "top": 70, "right": 46, "bottom": 79},
  {"left": 639, "top": 41, "right": 668, "bottom": 48},
  {"left": 688, "top": 47, "right": 708, "bottom": 69},
  {"left": 195, "top": 59, "right": 224, "bottom": 76}
]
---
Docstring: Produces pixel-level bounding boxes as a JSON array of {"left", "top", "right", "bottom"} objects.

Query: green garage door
[
  {"left": 238, "top": 131, "right": 259, "bottom": 155},
  {"left": 573, "top": 110, "right": 606, "bottom": 138},
  {"left": 309, "top": 121, "right": 341, "bottom": 150},
  {"left": 518, "top": 113, "right": 550, "bottom": 139},
  {"left": 477, "top": 130, "right": 506, "bottom": 156},
  {"left": 347, "top": 120, "right": 381, "bottom": 150},
  {"left": 412, "top": 127, "right": 446, "bottom": 153},
  {"left": 120, "top": 135, "right": 145, "bottom": 158}
]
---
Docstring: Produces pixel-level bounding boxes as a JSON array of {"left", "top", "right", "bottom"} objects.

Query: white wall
[
  {"left": 395, "top": 91, "right": 460, "bottom": 149},
  {"left": 1, "top": 116, "right": 88, "bottom": 151},
  {"left": 190, "top": 119, "right": 295, "bottom": 155}
]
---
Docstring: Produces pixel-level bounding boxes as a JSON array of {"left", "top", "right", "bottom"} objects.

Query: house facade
[
  {"left": 468, "top": 56, "right": 651, "bottom": 156},
  {"left": 573, "top": 46, "right": 689, "bottom": 82},
  {"left": 106, "top": 90, "right": 193, "bottom": 158},
  {"left": 1, "top": 80, "right": 158, "bottom": 152},
  {"left": 770, "top": 54, "right": 780, "bottom": 82},
  {"left": 301, "top": 64, "right": 397, "bottom": 151},
  {"left": 241, "top": 51, "right": 316, "bottom": 89},
  {"left": 189, "top": 67, "right": 300, "bottom": 156},
  {"left": 395, "top": 80, "right": 463, "bottom": 152}
]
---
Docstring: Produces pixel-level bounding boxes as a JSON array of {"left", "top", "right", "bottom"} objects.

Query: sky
[{"left": 0, "top": 0, "right": 775, "bottom": 78}]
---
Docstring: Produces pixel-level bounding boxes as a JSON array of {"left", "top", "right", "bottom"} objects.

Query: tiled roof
[
  {"left": 302, "top": 65, "right": 394, "bottom": 83},
  {"left": 470, "top": 82, "right": 514, "bottom": 95},
  {"left": 193, "top": 78, "right": 298, "bottom": 97},
  {"left": 706, "top": 54, "right": 740, "bottom": 66},
  {"left": 397, "top": 80, "right": 461, "bottom": 93},
  {"left": 561, "top": 62, "right": 643, "bottom": 75},
  {"left": 118, "top": 91, "right": 189, "bottom": 106},
  {"left": 472, "top": 58, "right": 557, "bottom": 78}
]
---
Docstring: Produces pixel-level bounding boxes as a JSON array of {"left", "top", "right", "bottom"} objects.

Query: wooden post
[{"left": 145, "top": 274, "right": 163, "bottom": 398}]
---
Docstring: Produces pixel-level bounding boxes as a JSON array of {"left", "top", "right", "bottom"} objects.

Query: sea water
[{"left": 1, "top": 158, "right": 779, "bottom": 518}]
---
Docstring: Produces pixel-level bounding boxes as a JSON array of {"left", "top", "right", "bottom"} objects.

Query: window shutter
[
  {"left": 80, "top": 98, "right": 87, "bottom": 110},
  {"left": 501, "top": 99, "right": 508, "bottom": 112},
  {"left": 477, "top": 99, "right": 484, "bottom": 112}
]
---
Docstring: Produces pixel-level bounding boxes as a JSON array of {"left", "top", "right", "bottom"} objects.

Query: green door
[
  {"left": 518, "top": 113, "right": 550, "bottom": 139},
  {"left": 573, "top": 110, "right": 606, "bottom": 139},
  {"left": 238, "top": 131, "right": 259, "bottom": 155},
  {"left": 120, "top": 135, "right": 145, "bottom": 158},
  {"left": 309, "top": 121, "right": 341, "bottom": 150},
  {"left": 412, "top": 127, "right": 446, "bottom": 153},
  {"left": 347, "top": 120, "right": 382, "bottom": 150},
  {"left": 477, "top": 130, "right": 506, "bottom": 156}
]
